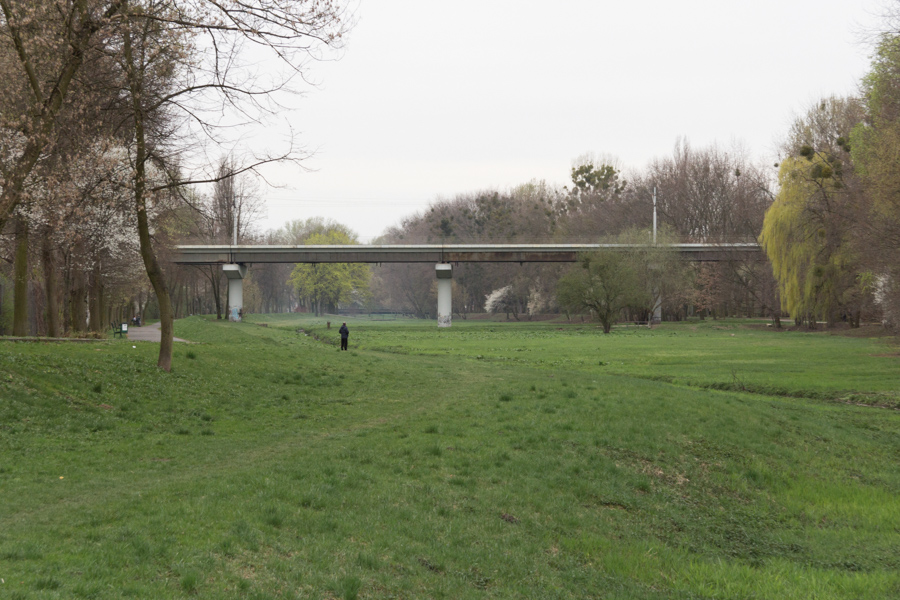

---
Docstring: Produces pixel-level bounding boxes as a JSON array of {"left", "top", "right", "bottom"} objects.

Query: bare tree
[
  {"left": 109, "top": 0, "right": 348, "bottom": 370},
  {"left": 190, "top": 156, "right": 264, "bottom": 318},
  {"left": 208, "top": 156, "right": 264, "bottom": 245},
  {"left": 0, "top": 0, "right": 349, "bottom": 367},
  {"left": 636, "top": 139, "right": 771, "bottom": 243}
]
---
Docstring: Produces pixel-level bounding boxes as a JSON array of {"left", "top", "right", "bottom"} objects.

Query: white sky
[{"left": 251, "top": 0, "right": 885, "bottom": 242}]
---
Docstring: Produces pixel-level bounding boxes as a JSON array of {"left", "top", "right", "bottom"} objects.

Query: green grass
[
  {"left": 1, "top": 315, "right": 899, "bottom": 598},
  {"left": 292, "top": 315, "right": 900, "bottom": 404}
]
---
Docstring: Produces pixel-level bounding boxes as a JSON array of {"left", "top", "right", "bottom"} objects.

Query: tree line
[
  {"left": 368, "top": 143, "right": 773, "bottom": 327},
  {"left": 4, "top": 2, "right": 900, "bottom": 364},
  {"left": 760, "top": 20, "right": 900, "bottom": 328},
  {"left": 0, "top": 0, "right": 349, "bottom": 370}
]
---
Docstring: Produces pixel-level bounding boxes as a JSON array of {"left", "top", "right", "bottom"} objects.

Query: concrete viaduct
[{"left": 172, "top": 243, "right": 762, "bottom": 326}]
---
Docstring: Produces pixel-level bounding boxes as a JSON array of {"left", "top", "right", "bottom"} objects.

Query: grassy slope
[{"left": 0, "top": 316, "right": 898, "bottom": 599}]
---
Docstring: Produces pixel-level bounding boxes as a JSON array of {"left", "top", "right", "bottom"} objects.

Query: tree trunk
[
  {"left": 137, "top": 205, "right": 174, "bottom": 371},
  {"left": 100, "top": 285, "right": 108, "bottom": 331},
  {"left": 62, "top": 254, "right": 71, "bottom": 334},
  {"left": 70, "top": 268, "right": 87, "bottom": 334},
  {"left": 42, "top": 235, "right": 60, "bottom": 337},
  {"left": 89, "top": 261, "right": 103, "bottom": 333},
  {"left": 210, "top": 265, "right": 222, "bottom": 319},
  {"left": 13, "top": 216, "right": 29, "bottom": 336},
  {"left": 172, "top": 282, "right": 179, "bottom": 319},
  {"left": 140, "top": 292, "right": 152, "bottom": 321},
  {"left": 124, "top": 22, "right": 174, "bottom": 372}
]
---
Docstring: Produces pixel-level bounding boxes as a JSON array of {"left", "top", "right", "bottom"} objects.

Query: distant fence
[{"left": 335, "top": 310, "right": 410, "bottom": 320}]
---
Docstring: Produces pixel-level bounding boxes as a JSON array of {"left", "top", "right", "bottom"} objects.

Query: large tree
[
  {"left": 852, "top": 28, "right": 900, "bottom": 323},
  {"left": 637, "top": 140, "right": 771, "bottom": 243},
  {"left": 192, "top": 156, "right": 264, "bottom": 319},
  {"left": 1, "top": 0, "right": 349, "bottom": 368},
  {"left": 289, "top": 229, "right": 370, "bottom": 316},
  {"left": 0, "top": 0, "right": 127, "bottom": 233},
  {"left": 557, "top": 249, "right": 643, "bottom": 333},
  {"left": 561, "top": 153, "right": 635, "bottom": 242},
  {"left": 557, "top": 230, "right": 691, "bottom": 333},
  {"left": 762, "top": 98, "right": 867, "bottom": 327},
  {"left": 760, "top": 157, "right": 862, "bottom": 326},
  {"left": 112, "top": 0, "right": 348, "bottom": 370}
]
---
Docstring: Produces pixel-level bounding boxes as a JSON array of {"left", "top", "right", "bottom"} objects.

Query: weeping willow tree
[{"left": 760, "top": 157, "right": 863, "bottom": 326}]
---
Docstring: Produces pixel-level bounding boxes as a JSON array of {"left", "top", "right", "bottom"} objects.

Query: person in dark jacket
[{"left": 339, "top": 322, "right": 349, "bottom": 350}]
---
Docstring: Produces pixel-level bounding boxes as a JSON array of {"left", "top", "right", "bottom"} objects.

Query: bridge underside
[
  {"left": 173, "top": 243, "right": 762, "bottom": 265},
  {"left": 175, "top": 243, "right": 763, "bottom": 326}
]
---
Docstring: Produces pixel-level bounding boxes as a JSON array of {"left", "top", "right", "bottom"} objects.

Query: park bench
[{"left": 110, "top": 321, "right": 128, "bottom": 338}]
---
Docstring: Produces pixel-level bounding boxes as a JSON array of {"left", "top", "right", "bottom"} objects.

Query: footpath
[{"left": 127, "top": 321, "right": 187, "bottom": 343}]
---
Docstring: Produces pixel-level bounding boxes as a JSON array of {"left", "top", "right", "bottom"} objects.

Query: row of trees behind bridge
[
  {"left": 4, "top": 2, "right": 900, "bottom": 368},
  {"left": 1, "top": 90, "right": 894, "bottom": 340},
  {"left": 2, "top": 139, "right": 781, "bottom": 334}
]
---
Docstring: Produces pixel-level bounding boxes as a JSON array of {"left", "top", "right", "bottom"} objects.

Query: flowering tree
[
  {"left": 1, "top": 0, "right": 350, "bottom": 367},
  {"left": 19, "top": 139, "right": 152, "bottom": 335}
]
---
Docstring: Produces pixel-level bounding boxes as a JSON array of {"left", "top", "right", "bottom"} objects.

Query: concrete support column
[
  {"left": 436, "top": 263, "right": 452, "bottom": 328},
  {"left": 224, "top": 264, "right": 247, "bottom": 322}
]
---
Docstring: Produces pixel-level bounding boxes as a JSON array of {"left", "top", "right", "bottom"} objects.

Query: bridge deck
[{"left": 173, "top": 243, "right": 762, "bottom": 264}]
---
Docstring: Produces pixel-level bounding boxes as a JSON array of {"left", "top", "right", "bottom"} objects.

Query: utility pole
[
  {"left": 651, "top": 186, "right": 660, "bottom": 325},
  {"left": 232, "top": 195, "right": 238, "bottom": 246}
]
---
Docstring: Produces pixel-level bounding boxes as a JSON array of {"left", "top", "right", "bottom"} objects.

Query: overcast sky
[{"left": 251, "top": 0, "right": 885, "bottom": 242}]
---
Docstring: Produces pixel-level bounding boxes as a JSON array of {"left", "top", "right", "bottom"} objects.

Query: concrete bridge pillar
[
  {"left": 651, "top": 290, "right": 662, "bottom": 325},
  {"left": 436, "top": 264, "right": 452, "bottom": 327},
  {"left": 224, "top": 264, "right": 247, "bottom": 322}
]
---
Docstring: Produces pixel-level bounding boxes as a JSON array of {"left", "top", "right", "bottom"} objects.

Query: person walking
[{"left": 339, "top": 322, "right": 349, "bottom": 351}]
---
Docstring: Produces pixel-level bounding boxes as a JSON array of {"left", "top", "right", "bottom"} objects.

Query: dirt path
[{"left": 127, "top": 321, "right": 187, "bottom": 343}]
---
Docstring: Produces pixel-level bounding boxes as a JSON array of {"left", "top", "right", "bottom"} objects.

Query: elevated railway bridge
[{"left": 172, "top": 243, "right": 763, "bottom": 326}]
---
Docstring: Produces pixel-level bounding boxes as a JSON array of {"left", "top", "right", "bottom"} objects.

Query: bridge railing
[{"left": 171, "top": 242, "right": 763, "bottom": 265}]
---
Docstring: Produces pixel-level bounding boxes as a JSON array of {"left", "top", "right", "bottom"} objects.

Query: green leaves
[
  {"left": 557, "top": 229, "right": 690, "bottom": 333},
  {"left": 569, "top": 162, "right": 626, "bottom": 200},
  {"left": 289, "top": 230, "right": 371, "bottom": 313},
  {"left": 809, "top": 163, "right": 832, "bottom": 179},
  {"left": 759, "top": 158, "right": 858, "bottom": 322}
]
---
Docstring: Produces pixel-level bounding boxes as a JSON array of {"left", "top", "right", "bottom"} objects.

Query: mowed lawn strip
[{"left": 1, "top": 316, "right": 898, "bottom": 599}]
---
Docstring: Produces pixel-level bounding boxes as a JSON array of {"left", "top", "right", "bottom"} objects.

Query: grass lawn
[{"left": 1, "top": 315, "right": 899, "bottom": 599}]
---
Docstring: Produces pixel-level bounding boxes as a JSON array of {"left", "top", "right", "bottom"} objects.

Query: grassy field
[{"left": 1, "top": 315, "right": 899, "bottom": 599}]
